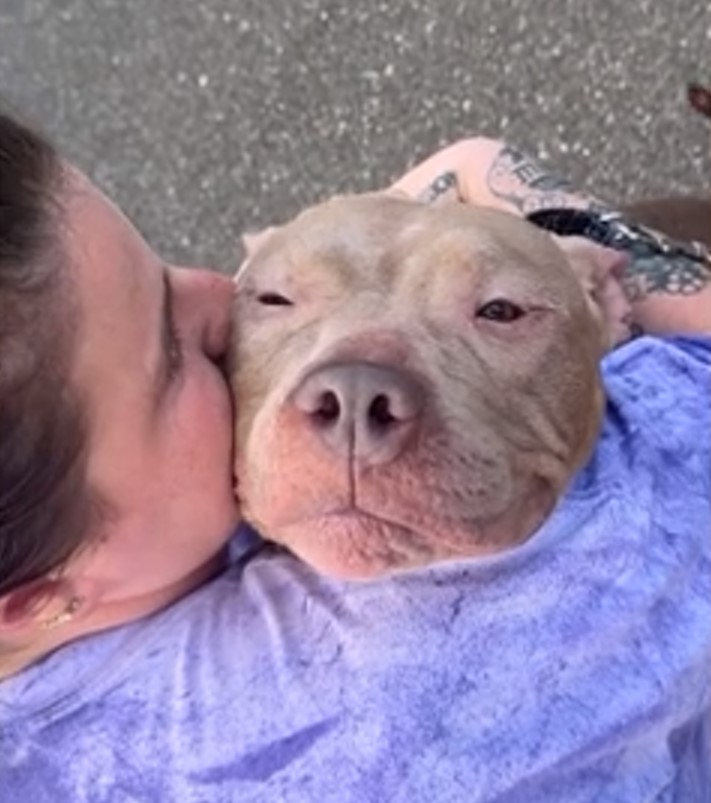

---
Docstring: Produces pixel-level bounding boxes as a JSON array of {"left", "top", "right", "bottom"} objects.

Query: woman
[{"left": 1, "top": 110, "right": 709, "bottom": 801}]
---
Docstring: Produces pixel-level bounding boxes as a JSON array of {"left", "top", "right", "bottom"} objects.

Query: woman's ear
[
  {"left": 0, "top": 574, "right": 97, "bottom": 634},
  {"left": 554, "top": 236, "right": 633, "bottom": 352}
]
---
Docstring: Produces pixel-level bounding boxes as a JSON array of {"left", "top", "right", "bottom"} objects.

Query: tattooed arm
[
  {"left": 390, "top": 139, "right": 605, "bottom": 213},
  {"left": 390, "top": 138, "right": 711, "bottom": 336}
]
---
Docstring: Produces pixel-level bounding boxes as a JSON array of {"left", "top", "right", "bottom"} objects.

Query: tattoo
[
  {"left": 527, "top": 205, "right": 711, "bottom": 302},
  {"left": 418, "top": 171, "right": 460, "bottom": 204},
  {"left": 623, "top": 253, "right": 710, "bottom": 300},
  {"left": 486, "top": 144, "right": 609, "bottom": 215}
]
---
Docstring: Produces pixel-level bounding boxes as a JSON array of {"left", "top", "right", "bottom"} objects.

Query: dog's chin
[{"left": 265, "top": 508, "right": 503, "bottom": 580}]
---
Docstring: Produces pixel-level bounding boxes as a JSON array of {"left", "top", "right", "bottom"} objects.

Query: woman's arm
[
  {"left": 390, "top": 138, "right": 603, "bottom": 215},
  {"left": 390, "top": 138, "right": 711, "bottom": 336}
]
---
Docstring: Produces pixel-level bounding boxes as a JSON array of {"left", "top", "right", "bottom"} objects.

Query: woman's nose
[{"left": 170, "top": 266, "right": 234, "bottom": 359}]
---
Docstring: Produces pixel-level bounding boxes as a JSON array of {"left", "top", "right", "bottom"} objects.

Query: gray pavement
[{"left": 1, "top": 0, "right": 710, "bottom": 271}]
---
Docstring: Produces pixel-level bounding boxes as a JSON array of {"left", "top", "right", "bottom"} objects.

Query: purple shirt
[{"left": 1, "top": 336, "right": 710, "bottom": 802}]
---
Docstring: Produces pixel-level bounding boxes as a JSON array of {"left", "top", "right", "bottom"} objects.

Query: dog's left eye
[
  {"left": 476, "top": 299, "right": 526, "bottom": 323},
  {"left": 257, "top": 292, "right": 294, "bottom": 306}
]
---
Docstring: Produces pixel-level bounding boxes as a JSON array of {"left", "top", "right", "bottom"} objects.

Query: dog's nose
[{"left": 290, "top": 362, "right": 423, "bottom": 465}]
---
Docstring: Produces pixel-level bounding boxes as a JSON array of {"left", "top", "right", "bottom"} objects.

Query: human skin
[{"left": 0, "top": 169, "right": 238, "bottom": 677}]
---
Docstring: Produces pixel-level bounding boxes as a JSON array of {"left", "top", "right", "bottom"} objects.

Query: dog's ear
[
  {"left": 554, "top": 236, "right": 632, "bottom": 351},
  {"left": 242, "top": 227, "right": 278, "bottom": 260},
  {"left": 234, "top": 226, "right": 279, "bottom": 283}
]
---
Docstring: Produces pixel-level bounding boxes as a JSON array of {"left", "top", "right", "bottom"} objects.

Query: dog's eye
[
  {"left": 476, "top": 299, "right": 526, "bottom": 323},
  {"left": 257, "top": 292, "right": 293, "bottom": 306}
]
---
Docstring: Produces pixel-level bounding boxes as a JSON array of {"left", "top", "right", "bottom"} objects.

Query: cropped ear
[
  {"left": 554, "top": 236, "right": 632, "bottom": 351},
  {"left": 242, "top": 227, "right": 277, "bottom": 260},
  {"left": 234, "top": 227, "right": 279, "bottom": 282}
]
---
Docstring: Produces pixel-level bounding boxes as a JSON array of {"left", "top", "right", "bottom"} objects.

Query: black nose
[{"left": 290, "top": 362, "right": 423, "bottom": 466}]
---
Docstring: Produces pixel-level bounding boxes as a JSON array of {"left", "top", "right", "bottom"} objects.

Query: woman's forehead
[
  {"left": 61, "top": 166, "right": 163, "bottom": 414},
  {"left": 62, "top": 167, "right": 152, "bottom": 301}
]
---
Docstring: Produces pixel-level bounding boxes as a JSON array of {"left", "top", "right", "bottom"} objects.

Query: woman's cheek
[{"left": 179, "top": 363, "right": 234, "bottom": 470}]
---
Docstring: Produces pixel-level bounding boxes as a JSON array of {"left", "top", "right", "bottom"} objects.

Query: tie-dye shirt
[{"left": 1, "top": 336, "right": 710, "bottom": 803}]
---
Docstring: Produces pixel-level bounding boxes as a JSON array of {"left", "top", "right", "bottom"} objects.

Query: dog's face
[{"left": 231, "top": 196, "right": 622, "bottom": 578}]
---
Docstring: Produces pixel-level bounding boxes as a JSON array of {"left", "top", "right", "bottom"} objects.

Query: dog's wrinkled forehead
[
  {"left": 238, "top": 195, "right": 429, "bottom": 283},
  {"left": 238, "top": 194, "right": 579, "bottom": 297}
]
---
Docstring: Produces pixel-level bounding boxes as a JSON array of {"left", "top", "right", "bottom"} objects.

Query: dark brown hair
[{"left": 0, "top": 109, "right": 92, "bottom": 597}]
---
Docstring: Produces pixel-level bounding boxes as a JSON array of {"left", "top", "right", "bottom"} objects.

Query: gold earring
[{"left": 40, "top": 596, "right": 83, "bottom": 631}]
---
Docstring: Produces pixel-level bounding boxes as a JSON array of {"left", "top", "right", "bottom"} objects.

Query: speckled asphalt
[{"left": 1, "top": 0, "right": 710, "bottom": 270}]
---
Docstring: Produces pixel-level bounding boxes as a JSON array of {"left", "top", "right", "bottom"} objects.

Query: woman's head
[
  {"left": 0, "top": 111, "right": 91, "bottom": 600},
  {"left": 0, "top": 111, "right": 239, "bottom": 657}
]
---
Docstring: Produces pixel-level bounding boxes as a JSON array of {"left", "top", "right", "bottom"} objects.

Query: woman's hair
[{"left": 0, "top": 109, "right": 93, "bottom": 597}]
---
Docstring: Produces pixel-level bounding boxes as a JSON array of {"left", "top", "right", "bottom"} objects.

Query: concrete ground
[{"left": 1, "top": 0, "right": 710, "bottom": 271}]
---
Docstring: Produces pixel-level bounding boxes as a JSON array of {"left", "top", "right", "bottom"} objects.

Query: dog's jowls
[{"left": 231, "top": 196, "right": 627, "bottom": 578}]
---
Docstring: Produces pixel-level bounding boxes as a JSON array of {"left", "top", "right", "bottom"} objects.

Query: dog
[{"left": 230, "top": 195, "right": 630, "bottom": 578}]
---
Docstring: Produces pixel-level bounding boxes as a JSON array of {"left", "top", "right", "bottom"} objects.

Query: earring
[{"left": 40, "top": 596, "right": 84, "bottom": 631}]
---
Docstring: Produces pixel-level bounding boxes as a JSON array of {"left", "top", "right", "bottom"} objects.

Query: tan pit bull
[{"left": 230, "top": 196, "right": 629, "bottom": 579}]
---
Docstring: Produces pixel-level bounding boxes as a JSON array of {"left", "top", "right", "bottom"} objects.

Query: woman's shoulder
[{"left": 0, "top": 545, "right": 278, "bottom": 721}]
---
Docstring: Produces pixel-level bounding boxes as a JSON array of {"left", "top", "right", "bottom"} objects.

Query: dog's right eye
[
  {"left": 476, "top": 299, "right": 526, "bottom": 323},
  {"left": 257, "top": 292, "right": 294, "bottom": 306}
]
